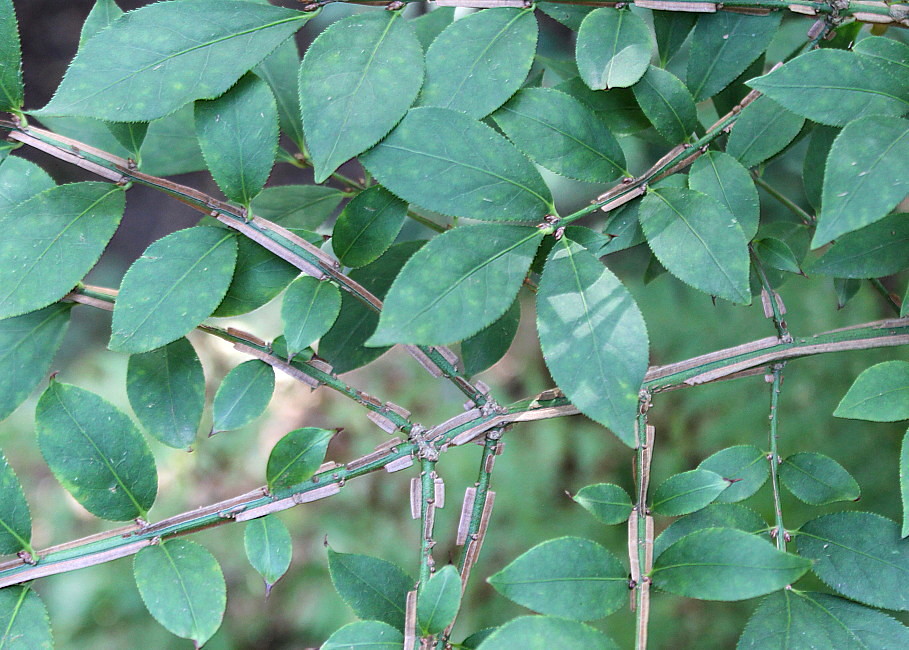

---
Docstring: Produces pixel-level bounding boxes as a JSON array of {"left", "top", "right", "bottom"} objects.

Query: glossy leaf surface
[
  {"left": 328, "top": 548, "right": 412, "bottom": 630},
  {"left": 0, "top": 183, "right": 124, "bottom": 319},
  {"left": 461, "top": 297, "right": 520, "bottom": 377},
  {"left": 576, "top": 8, "right": 651, "bottom": 90},
  {"left": 687, "top": 12, "right": 781, "bottom": 102},
  {"left": 489, "top": 537, "right": 627, "bottom": 620},
  {"left": 476, "top": 616, "right": 618, "bottom": 650},
  {"left": 418, "top": 565, "right": 461, "bottom": 635},
  {"left": 492, "top": 87, "right": 626, "bottom": 183},
  {"left": 212, "top": 233, "right": 302, "bottom": 317},
  {"left": 653, "top": 504, "right": 766, "bottom": 558},
  {"left": 134, "top": 539, "right": 226, "bottom": 647},
  {"left": 815, "top": 116, "right": 909, "bottom": 247},
  {"left": 0, "top": 451, "right": 31, "bottom": 555},
  {"left": 651, "top": 469, "right": 729, "bottom": 516},
  {"left": 418, "top": 7, "right": 537, "bottom": 119},
  {"left": 281, "top": 276, "right": 341, "bottom": 357},
  {"left": 252, "top": 184, "right": 346, "bottom": 229},
  {"left": 811, "top": 213, "right": 909, "bottom": 278},
  {"left": 747, "top": 49, "right": 909, "bottom": 126},
  {"left": 38, "top": 1, "right": 307, "bottom": 121},
  {"left": 212, "top": 359, "right": 275, "bottom": 434},
  {"left": 0, "top": 304, "right": 71, "bottom": 422},
  {"left": 632, "top": 65, "right": 698, "bottom": 144},
  {"left": 835, "top": 361, "right": 909, "bottom": 422},
  {"left": 537, "top": 240, "right": 649, "bottom": 445},
  {"left": 726, "top": 96, "right": 805, "bottom": 169},
  {"left": 255, "top": 37, "right": 305, "bottom": 150},
  {"left": 322, "top": 621, "right": 404, "bottom": 650},
  {"left": 36, "top": 381, "right": 157, "bottom": 520},
  {"left": 572, "top": 483, "right": 632, "bottom": 525},
  {"left": 798, "top": 512, "right": 909, "bottom": 610},
  {"left": 0, "top": 155, "right": 55, "bottom": 212},
  {"left": 0, "top": 586, "right": 52, "bottom": 650},
  {"left": 688, "top": 151, "right": 759, "bottom": 240},
  {"left": 361, "top": 107, "right": 553, "bottom": 221},
  {"left": 739, "top": 590, "right": 909, "bottom": 649},
  {"left": 244, "top": 515, "right": 292, "bottom": 592},
  {"left": 126, "top": 337, "right": 205, "bottom": 449},
  {"left": 110, "top": 226, "right": 238, "bottom": 353},
  {"left": 195, "top": 73, "right": 278, "bottom": 205},
  {"left": 300, "top": 11, "right": 423, "bottom": 182},
  {"left": 333, "top": 186, "right": 407, "bottom": 269},
  {"left": 653, "top": 528, "right": 810, "bottom": 600},
  {"left": 780, "top": 452, "right": 860, "bottom": 505},
  {"left": 369, "top": 225, "right": 540, "bottom": 346},
  {"left": 0, "top": 0, "right": 23, "bottom": 112},
  {"left": 639, "top": 188, "right": 751, "bottom": 304},
  {"left": 698, "top": 445, "right": 768, "bottom": 503},
  {"left": 266, "top": 427, "right": 333, "bottom": 493}
]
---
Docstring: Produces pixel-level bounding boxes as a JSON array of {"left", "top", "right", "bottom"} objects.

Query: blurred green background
[{"left": 2, "top": 2, "right": 908, "bottom": 648}]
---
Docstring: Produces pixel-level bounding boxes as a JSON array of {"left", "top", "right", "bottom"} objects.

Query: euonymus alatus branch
[{"left": 1, "top": 316, "right": 906, "bottom": 589}]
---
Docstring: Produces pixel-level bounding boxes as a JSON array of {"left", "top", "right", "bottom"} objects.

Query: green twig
[
  {"left": 632, "top": 394, "right": 654, "bottom": 650},
  {"left": 767, "top": 363, "right": 788, "bottom": 551}
]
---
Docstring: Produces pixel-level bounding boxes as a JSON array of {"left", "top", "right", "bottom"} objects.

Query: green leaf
[
  {"left": 0, "top": 304, "right": 71, "bottom": 422},
  {"left": 853, "top": 35, "right": 909, "bottom": 68},
  {"left": 0, "top": 155, "right": 55, "bottom": 212},
  {"left": 698, "top": 445, "right": 769, "bottom": 504},
  {"left": 126, "top": 337, "right": 205, "bottom": 449},
  {"left": 780, "top": 452, "right": 860, "bottom": 505},
  {"left": 0, "top": 451, "right": 31, "bottom": 555},
  {"left": 212, "top": 359, "right": 275, "bottom": 434},
  {"left": 300, "top": 11, "right": 423, "bottom": 182},
  {"left": 653, "top": 528, "right": 810, "bottom": 600},
  {"left": 639, "top": 187, "right": 751, "bottom": 304},
  {"left": 0, "top": 182, "right": 124, "bottom": 319},
  {"left": 461, "top": 297, "right": 520, "bottom": 377},
  {"left": 333, "top": 186, "right": 407, "bottom": 269},
  {"left": 195, "top": 73, "right": 277, "bottom": 205},
  {"left": 689, "top": 151, "right": 759, "bottom": 241},
  {"left": 798, "top": 512, "right": 909, "bottom": 610},
  {"left": 687, "top": 12, "right": 781, "bottom": 102},
  {"left": 323, "top": 621, "right": 404, "bottom": 650},
  {"left": 244, "top": 515, "right": 292, "bottom": 593},
  {"left": 418, "top": 565, "right": 461, "bottom": 635},
  {"left": 37, "top": 0, "right": 308, "bottom": 121},
  {"left": 600, "top": 205, "right": 645, "bottom": 255},
  {"left": 328, "top": 548, "right": 412, "bottom": 630},
  {"left": 739, "top": 590, "right": 909, "bottom": 649},
  {"left": 834, "top": 277, "right": 862, "bottom": 310},
  {"left": 476, "top": 616, "right": 618, "bottom": 650},
  {"left": 0, "top": 0, "right": 23, "bottom": 112},
  {"left": 746, "top": 49, "right": 909, "bottom": 126},
  {"left": 252, "top": 184, "right": 346, "bottom": 229},
  {"left": 653, "top": 10, "right": 695, "bottom": 67},
  {"left": 281, "top": 276, "right": 341, "bottom": 357},
  {"left": 803, "top": 125, "right": 838, "bottom": 212},
  {"left": 255, "top": 38, "right": 305, "bottom": 151},
  {"left": 651, "top": 469, "right": 729, "bottom": 516},
  {"left": 726, "top": 96, "right": 805, "bottom": 169},
  {"left": 141, "top": 105, "right": 207, "bottom": 176},
  {"left": 810, "top": 213, "right": 909, "bottom": 278},
  {"left": 418, "top": 7, "right": 537, "bottom": 118},
  {"left": 554, "top": 77, "right": 650, "bottom": 136},
  {"left": 0, "top": 586, "right": 53, "bottom": 650},
  {"left": 411, "top": 6, "right": 455, "bottom": 51},
  {"left": 107, "top": 121, "right": 148, "bottom": 160},
  {"left": 571, "top": 483, "right": 632, "bottom": 526},
  {"left": 266, "top": 427, "right": 332, "bottom": 493},
  {"left": 492, "top": 87, "right": 626, "bottom": 183},
  {"left": 814, "top": 116, "right": 909, "bottom": 247},
  {"left": 361, "top": 107, "right": 553, "bottom": 221},
  {"left": 835, "top": 361, "right": 909, "bottom": 422},
  {"left": 134, "top": 539, "right": 226, "bottom": 647},
  {"left": 320, "top": 242, "right": 422, "bottom": 373},
  {"left": 632, "top": 65, "right": 698, "bottom": 144},
  {"left": 79, "top": 0, "right": 123, "bottom": 49},
  {"left": 653, "top": 504, "right": 766, "bottom": 559},
  {"left": 576, "top": 8, "right": 651, "bottom": 90},
  {"left": 36, "top": 381, "right": 157, "bottom": 520},
  {"left": 538, "top": 3, "right": 594, "bottom": 31},
  {"left": 902, "top": 429, "right": 909, "bottom": 538},
  {"left": 110, "top": 226, "right": 238, "bottom": 353},
  {"left": 368, "top": 224, "right": 539, "bottom": 346},
  {"left": 212, "top": 233, "right": 303, "bottom": 317},
  {"left": 537, "top": 239, "right": 649, "bottom": 445},
  {"left": 754, "top": 238, "right": 803, "bottom": 275},
  {"left": 488, "top": 537, "right": 627, "bottom": 621}
]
